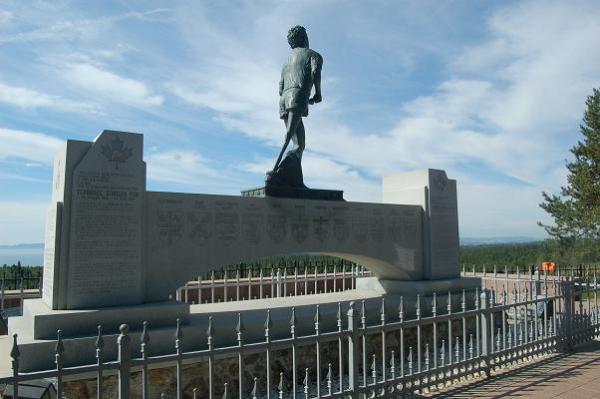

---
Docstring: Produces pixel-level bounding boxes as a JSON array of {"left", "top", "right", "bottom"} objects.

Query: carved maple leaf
[{"left": 101, "top": 136, "right": 133, "bottom": 169}]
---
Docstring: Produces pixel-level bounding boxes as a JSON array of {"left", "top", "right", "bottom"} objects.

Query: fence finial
[
  {"left": 175, "top": 318, "right": 183, "bottom": 340},
  {"left": 10, "top": 333, "right": 19, "bottom": 362},
  {"left": 314, "top": 304, "right": 321, "bottom": 333},
  {"left": 95, "top": 325, "right": 104, "bottom": 351},
  {"left": 371, "top": 354, "right": 377, "bottom": 383},
  {"left": 207, "top": 315, "right": 214, "bottom": 340},
  {"left": 432, "top": 292, "right": 437, "bottom": 316},
  {"left": 55, "top": 329, "right": 64, "bottom": 358},
  {"left": 264, "top": 310, "right": 271, "bottom": 337},
  {"left": 380, "top": 296, "right": 386, "bottom": 324},
  {"left": 408, "top": 346, "right": 413, "bottom": 374},
  {"left": 416, "top": 294, "right": 421, "bottom": 319},
  {"left": 336, "top": 302, "right": 342, "bottom": 329},
  {"left": 222, "top": 382, "right": 229, "bottom": 399},
  {"left": 327, "top": 363, "right": 333, "bottom": 395},
  {"left": 236, "top": 312, "right": 245, "bottom": 335},
  {"left": 278, "top": 371, "right": 284, "bottom": 397},
  {"left": 347, "top": 300, "right": 355, "bottom": 317},
  {"left": 303, "top": 368, "right": 309, "bottom": 398},
  {"left": 462, "top": 289, "right": 467, "bottom": 312},
  {"left": 290, "top": 307, "right": 296, "bottom": 337},
  {"left": 447, "top": 290, "right": 452, "bottom": 314},
  {"left": 141, "top": 321, "right": 150, "bottom": 347},
  {"left": 251, "top": 377, "right": 259, "bottom": 399},
  {"left": 360, "top": 300, "right": 366, "bottom": 327}
]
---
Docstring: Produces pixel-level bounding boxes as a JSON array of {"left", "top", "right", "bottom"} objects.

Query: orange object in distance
[{"left": 541, "top": 262, "right": 556, "bottom": 273}]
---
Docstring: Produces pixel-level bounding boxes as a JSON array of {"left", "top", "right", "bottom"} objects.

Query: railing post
[
  {"left": 117, "top": 324, "right": 131, "bottom": 399},
  {"left": 479, "top": 290, "right": 491, "bottom": 376},
  {"left": 1, "top": 277, "right": 5, "bottom": 314},
  {"left": 559, "top": 278, "right": 574, "bottom": 352},
  {"left": 175, "top": 319, "right": 184, "bottom": 399},
  {"left": 19, "top": 278, "right": 24, "bottom": 315},
  {"left": 347, "top": 301, "right": 359, "bottom": 398},
  {"left": 276, "top": 269, "right": 281, "bottom": 298},
  {"left": 207, "top": 316, "right": 215, "bottom": 399},
  {"left": 10, "top": 333, "right": 19, "bottom": 399}
]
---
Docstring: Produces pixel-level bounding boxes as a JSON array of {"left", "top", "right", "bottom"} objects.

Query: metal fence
[
  {"left": 2, "top": 272, "right": 599, "bottom": 399},
  {"left": 175, "top": 264, "right": 371, "bottom": 304}
]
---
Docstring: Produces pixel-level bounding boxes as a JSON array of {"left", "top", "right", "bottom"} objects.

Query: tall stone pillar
[
  {"left": 383, "top": 169, "right": 459, "bottom": 280},
  {"left": 43, "top": 130, "right": 146, "bottom": 309}
]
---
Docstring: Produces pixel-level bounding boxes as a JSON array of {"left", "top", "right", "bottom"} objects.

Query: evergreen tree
[{"left": 539, "top": 88, "right": 600, "bottom": 260}]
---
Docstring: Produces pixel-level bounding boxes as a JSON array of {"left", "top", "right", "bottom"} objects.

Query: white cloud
[
  {"left": 146, "top": 149, "right": 221, "bottom": 187},
  {"left": 0, "top": 128, "right": 64, "bottom": 165},
  {"left": 0, "top": 82, "right": 97, "bottom": 113},
  {"left": 0, "top": 8, "right": 171, "bottom": 44},
  {"left": 64, "top": 63, "right": 164, "bottom": 107}
]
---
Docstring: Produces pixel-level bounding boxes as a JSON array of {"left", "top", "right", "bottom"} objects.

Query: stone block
[{"left": 383, "top": 169, "right": 459, "bottom": 280}]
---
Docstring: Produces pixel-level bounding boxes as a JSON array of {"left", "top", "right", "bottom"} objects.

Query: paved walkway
[{"left": 428, "top": 340, "right": 600, "bottom": 399}]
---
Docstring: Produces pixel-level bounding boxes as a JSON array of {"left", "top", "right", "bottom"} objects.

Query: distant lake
[{"left": 0, "top": 245, "right": 43, "bottom": 266}]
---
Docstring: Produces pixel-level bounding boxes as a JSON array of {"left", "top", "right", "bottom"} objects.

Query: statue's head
[{"left": 287, "top": 25, "right": 309, "bottom": 49}]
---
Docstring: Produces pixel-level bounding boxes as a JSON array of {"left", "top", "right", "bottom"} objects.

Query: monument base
[
  {"left": 241, "top": 185, "right": 344, "bottom": 201},
  {"left": 356, "top": 276, "right": 481, "bottom": 296},
  {"left": 10, "top": 299, "right": 190, "bottom": 340}
]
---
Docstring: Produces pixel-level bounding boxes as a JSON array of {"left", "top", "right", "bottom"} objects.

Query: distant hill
[
  {"left": 460, "top": 236, "right": 543, "bottom": 246},
  {"left": 0, "top": 243, "right": 44, "bottom": 250}
]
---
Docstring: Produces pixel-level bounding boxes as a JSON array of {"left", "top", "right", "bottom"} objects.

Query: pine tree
[{"left": 539, "top": 88, "right": 600, "bottom": 259}]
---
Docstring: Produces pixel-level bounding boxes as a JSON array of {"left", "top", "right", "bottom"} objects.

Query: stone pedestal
[
  {"left": 13, "top": 299, "right": 189, "bottom": 340},
  {"left": 356, "top": 276, "right": 480, "bottom": 296},
  {"left": 241, "top": 185, "right": 344, "bottom": 201}
]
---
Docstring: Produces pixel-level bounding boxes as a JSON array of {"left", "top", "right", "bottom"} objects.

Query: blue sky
[{"left": 1, "top": 0, "right": 599, "bottom": 245}]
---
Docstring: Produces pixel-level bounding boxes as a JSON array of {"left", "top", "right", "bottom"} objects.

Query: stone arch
[{"left": 144, "top": 191, "right": 424, "bottom": 302}]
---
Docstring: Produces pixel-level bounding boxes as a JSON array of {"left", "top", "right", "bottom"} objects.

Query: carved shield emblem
[
  {"left": 215, "top": 212, "right": 240, "bottom": 242},
  {"left": 312, "top": 214, "right": 330, "bottom": 243},
  {"left": 291, "top": 214, "right": 310, "bottom": 244},
  {"left": 156, "top": 210, "right": 184, "bottom": 246},
  {"left": 242, "top": 213, "right": 263, "bottom": 244},
  {"left": 188, "top": 211, "right": 213, "bottom": 243},
  {"left": 333, "top": 209, "right": 350, "bottom": 243}
]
